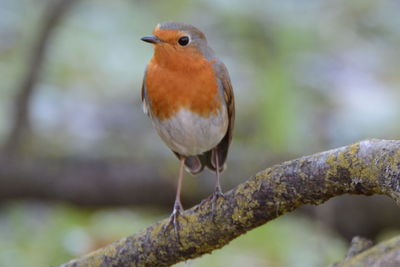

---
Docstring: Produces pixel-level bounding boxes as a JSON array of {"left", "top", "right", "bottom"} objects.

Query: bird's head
[{"left": 141, "top": 22, "right": 214, "bottom": 69}]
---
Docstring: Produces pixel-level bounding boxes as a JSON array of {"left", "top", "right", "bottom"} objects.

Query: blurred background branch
[
  {"left": 0, "top": 156, "right": 179, "bottom": 206},
  {"left": 3, "top": 0, "right": 78, "bottom": 155},
  {"left": 336, "top": 236, "right": 400, "bottom": 267}
]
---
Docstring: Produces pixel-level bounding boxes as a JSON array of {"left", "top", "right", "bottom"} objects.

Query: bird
[{"left": 140, "top": 22, "right": 235, "bottom": 236}]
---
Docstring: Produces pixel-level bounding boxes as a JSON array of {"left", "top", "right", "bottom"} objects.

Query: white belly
[{"left": 151, "top": 107, "right": 228, "bottom": 156}]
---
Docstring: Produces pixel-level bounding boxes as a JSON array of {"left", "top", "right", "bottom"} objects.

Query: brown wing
[
  {"left": 200, "top": 60, "right": 235, "bottom": 172},
  {"left": 168, "top": 61, "right": 235, "bottom": 175}
]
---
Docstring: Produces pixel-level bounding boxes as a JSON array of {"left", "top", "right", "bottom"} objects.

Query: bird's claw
[
  {"left": 163, "top": 201, "right": 186, "bottom": 244},
  {"left": 211, "top": 189, "right": 226, "bottom": 219}
]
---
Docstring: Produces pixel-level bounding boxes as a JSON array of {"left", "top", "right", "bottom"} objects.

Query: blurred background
[{"left": 0, "top": 0, "right": 399, "bottom": 266}]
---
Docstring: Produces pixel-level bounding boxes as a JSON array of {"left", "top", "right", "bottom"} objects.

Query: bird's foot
[
  {"left": 163, "top": 200, "right": 185, "bottom": 243},
  {"left": 211, "top": 188, "right": 226, "bottom": 220}
]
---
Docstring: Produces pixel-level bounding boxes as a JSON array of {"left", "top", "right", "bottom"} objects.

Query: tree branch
[
  {"left": 0, "top": 156, "right": 179, "bottom": 206},
  {"left": 334, "top": 236, "right": 400, "bottom": 266},
  {"left": 60, "top": 139, "right": 400, "bottom": 266},
  {"left": 4, "top": 0, "right": 78, "bottom": 154}
]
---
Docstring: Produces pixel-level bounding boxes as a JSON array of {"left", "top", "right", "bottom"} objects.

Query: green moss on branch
[{"left": 60, "top": 139, "right": 400, "bottom": 267}]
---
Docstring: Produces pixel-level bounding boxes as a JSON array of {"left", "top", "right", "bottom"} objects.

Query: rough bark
[
  {"left": 4, "top": 0, "right": 78, "bottom": 154},
  {"left": 59, "top": 139, "right": 400, "bottom": 267}
]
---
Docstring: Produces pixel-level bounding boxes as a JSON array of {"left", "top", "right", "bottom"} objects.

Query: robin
[{"left": 140, "top": 22, "right": 235, "bottom": 234}]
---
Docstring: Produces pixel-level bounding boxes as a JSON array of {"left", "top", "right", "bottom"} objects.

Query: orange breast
[{"left": 146, "top": 57, "right": 221, "bottom": 120}]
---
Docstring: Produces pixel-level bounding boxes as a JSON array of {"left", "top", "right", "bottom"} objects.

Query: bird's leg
[
  {"left": 211, "top": 148, "right": 225, "bottom": 216},
  {"left": 163, "top": 157, "right": 185, "bottom": 242}
]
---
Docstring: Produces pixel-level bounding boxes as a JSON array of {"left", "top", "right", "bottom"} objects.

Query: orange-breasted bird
[{"left": 140, "top": 22, "right": 235, "bottom": 234}]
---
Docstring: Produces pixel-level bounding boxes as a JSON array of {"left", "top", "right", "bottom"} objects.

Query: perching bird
[{"left": 141, "top": 22, "right": 235, "bottom": 234}]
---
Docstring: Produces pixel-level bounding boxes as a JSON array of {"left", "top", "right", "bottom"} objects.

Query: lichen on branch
[{"left": 60, "top": 139, "right": 400, "bottom": 267}]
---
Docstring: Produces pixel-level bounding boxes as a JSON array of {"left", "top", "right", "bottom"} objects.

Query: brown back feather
[
  {"left": 202, "top": 61, "right": 235, "bottom": 172},
  {"left": 185, "top": 60, "right": 234, "bottom": 174}
]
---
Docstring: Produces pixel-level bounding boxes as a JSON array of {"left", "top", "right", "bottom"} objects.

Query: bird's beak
[{"left": 141, "top": 35, "right": 161, "bottom": 44}]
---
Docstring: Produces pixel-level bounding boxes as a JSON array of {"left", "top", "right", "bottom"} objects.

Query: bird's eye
[{"left": 178, "top": 36, "right": 190, "bottom": 46}]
